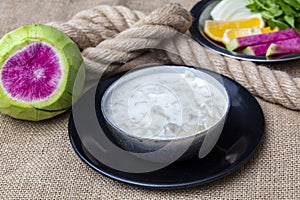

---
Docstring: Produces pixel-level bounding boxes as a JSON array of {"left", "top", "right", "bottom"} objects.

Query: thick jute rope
[
  {"left": 82, "top": 4, "right": 192, "bottom": 75},
  {"left": 48, "top": 4, "right": 300, "bottom": 110},
  {"left": 47, "top": 5, "right": 145, "bottom": 50}
]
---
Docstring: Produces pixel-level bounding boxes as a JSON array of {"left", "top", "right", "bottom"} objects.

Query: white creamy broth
[{"left": 102, "top": 68, "right": 228, "bottom": 140}]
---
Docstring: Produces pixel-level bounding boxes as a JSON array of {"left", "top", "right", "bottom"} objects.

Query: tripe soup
[{"left": 102, "top": 66, "right": 229, "bottom": 140}]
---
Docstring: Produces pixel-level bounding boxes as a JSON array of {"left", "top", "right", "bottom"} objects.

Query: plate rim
[
  {"left": 68, "top": 67, "right": 265, "bottom": 189},
  {"left": 189, "top": 0, "right": 300, "bottom": 63}
]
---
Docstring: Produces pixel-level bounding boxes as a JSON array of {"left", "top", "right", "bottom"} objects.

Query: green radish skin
[
  {"left": 226, "top": 28, "right": 299, "bottom": 51},
  {"left": 0, "top": 24, "right": 84, "bottom": 121}
]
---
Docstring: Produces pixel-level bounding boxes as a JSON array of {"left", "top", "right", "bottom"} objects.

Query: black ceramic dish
[
  {"left": 190, "top": 0, "right": 300, "bottom": 63},
  {"left": 68, "top": 67, "right": 265, "bottom": 189}
]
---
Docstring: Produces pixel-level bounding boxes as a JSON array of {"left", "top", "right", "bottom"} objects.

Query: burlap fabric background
[{"left": 0, "top": 0, "right": 299, "bottom": 199}]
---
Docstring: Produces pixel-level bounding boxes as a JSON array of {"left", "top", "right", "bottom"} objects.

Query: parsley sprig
[{"left": 246, "top": 0, "right": 300, "bottom": 33}]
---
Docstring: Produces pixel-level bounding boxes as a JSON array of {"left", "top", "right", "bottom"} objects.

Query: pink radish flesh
[
  {"left": 241, "top": 43, "right": 271, "bottom": 56},
  {"left": 267, "top": 37, "right": 300, "bottom": 57},
  {"left": 226, "top": 28, "right": 299, "bottom": 51},
  {"left": 242, "top": 37, "right": 300, "bottom": 56},
  {"left": 1, "top": 42, "right": 62, "bottom": 102}
]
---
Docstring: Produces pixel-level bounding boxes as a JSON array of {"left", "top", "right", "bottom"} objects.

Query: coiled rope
[{"left": 49, "top": 4, "right": 300, "bottom": 110}]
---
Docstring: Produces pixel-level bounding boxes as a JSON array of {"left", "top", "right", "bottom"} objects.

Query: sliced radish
[{"left": 0, "top": 24, "right": 84, "bottom": 121}]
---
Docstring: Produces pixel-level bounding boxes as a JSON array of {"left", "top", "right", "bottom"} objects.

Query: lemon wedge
[
  {"left": 221, "top": 26, "right": 279, "bottom": 44},
  {"left": 204, "top": 15, "right": 265, "bottom": 42}
]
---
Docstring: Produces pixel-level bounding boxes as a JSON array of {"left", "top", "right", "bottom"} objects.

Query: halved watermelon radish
[
  {"left": 226, "top": 28, "right": 299, "bottom": 51},
  {"left": 0, "top": 24, "right": 84, "bottom": 121}
]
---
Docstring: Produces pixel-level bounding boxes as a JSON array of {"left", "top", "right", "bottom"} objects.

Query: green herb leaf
[
  {"left": 283, "top": 0, "right": 300, "bottom": 10},
  {"left": 269, "top": 18, "right": 291, "bottom": 30},
  {"left": 277, "top": 1, "right": 296, "bottom": 15},
  {"left": 284, "top": 15, "right": 295, "bottom": 27},
  {"left": 246, "top": 0, "right": 300, "bottom": 33},
  {"left": 246, "top": 3, "right": 260, "bottom": 12},
  {"left": 261, "top": 11, "right": 275, "bottom": 20}
]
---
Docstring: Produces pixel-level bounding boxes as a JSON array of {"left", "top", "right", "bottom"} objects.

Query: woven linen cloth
[{"left": 0, "top": 0, "right": 299, "bottom": 199}]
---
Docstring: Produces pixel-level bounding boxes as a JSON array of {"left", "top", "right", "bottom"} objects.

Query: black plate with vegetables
[{"left": 190, "top": 0, "right": 300, "bottom": 62}]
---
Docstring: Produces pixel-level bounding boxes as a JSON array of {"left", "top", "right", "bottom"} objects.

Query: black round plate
[
  {"left": 68, "top": 68, "right": 265, "bottom": 189},
  {"left": 190, "top": 0, "right": 300, "bottom": 63}
]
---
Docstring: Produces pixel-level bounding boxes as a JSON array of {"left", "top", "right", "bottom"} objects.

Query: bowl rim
[{"left": 100, "top": 65, "right": 231, "bottom": 142}]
